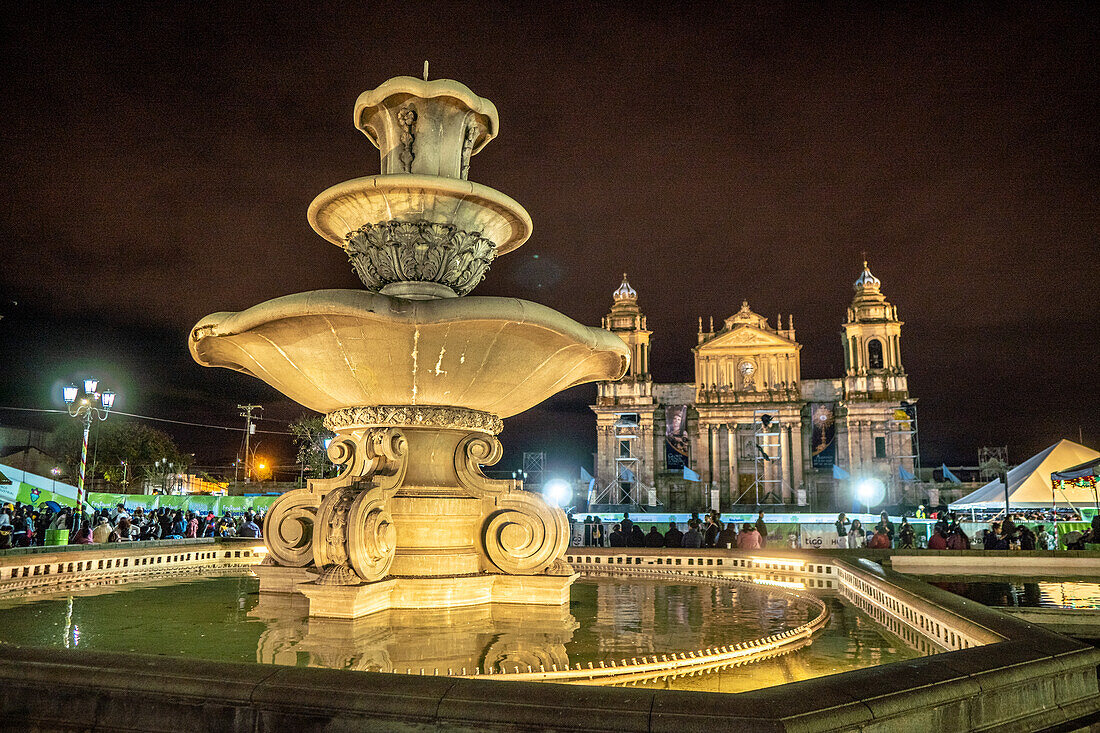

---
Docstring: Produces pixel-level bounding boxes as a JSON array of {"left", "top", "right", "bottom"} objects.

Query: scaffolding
[
  {"left": 885, "top": 402, "right": 922, "bottom": 501},
  {"left": 734, "top": 410, "right": 785, "bottom": 505},
  {"left": 592, "top": 411, "right": 656, "bottom": 507},
  {"left": 521, "top": 451, "right": 545, "bottom": 488},
  {"left": 978, "top": 446, "right": 1009, "bottom": 480}
]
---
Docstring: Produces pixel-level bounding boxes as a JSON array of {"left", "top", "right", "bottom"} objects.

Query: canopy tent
[{"left": 949, "top": 439, "right": 1100, "bottom": 510}]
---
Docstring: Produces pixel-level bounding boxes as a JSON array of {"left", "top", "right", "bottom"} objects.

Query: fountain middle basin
[{"left": 190, "top": 289, "right": 628, "bottom": 418}]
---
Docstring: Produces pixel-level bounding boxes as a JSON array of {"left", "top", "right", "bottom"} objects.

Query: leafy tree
[
  {"left": 290, "top": 414, "right": 336, "bottom": 480},
  {"left": 47, "top": 419, "right": 187, "bottom": 491}
]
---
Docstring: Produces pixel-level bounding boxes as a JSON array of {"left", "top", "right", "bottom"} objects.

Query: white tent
[{"left": 950, "top": 439, "right": 1100, "bottom": 510}]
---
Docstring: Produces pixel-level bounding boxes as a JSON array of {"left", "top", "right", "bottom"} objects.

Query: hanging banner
[
  {"left": 811, "top": 403, "right": 837, "bottom": 469},
  {"left": 665, "top": 405, "right": 689, "bottom": 470}
]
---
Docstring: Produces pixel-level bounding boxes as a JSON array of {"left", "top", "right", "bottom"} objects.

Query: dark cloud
[{"left": 1, "top": 2, "right": 1097, "bottom": 471}]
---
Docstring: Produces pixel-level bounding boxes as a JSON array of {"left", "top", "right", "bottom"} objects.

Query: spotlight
[{"left": 543, "top": 479, "right": 572, "bottom": 508}]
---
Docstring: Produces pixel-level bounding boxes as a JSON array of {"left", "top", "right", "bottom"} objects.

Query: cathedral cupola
[
  {"left": 612, "top": 273, "right": 638, "bottom": 303},
  {"left": 853, "top": 261, "right": 881, "bottom": 292}
]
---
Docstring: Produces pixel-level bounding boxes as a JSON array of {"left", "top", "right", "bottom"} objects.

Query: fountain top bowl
[{"left": 354, "top": 76, "right": 499, "bottom": 157}]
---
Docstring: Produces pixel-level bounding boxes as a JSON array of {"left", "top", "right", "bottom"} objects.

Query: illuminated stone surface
[{"left": 190, "top": 75, "right": 628, "bottom": 617}]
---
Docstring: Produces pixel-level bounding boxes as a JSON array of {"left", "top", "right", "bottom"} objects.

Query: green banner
[{"left": 0, "top": 482, "right": 80, "bottom": 509}]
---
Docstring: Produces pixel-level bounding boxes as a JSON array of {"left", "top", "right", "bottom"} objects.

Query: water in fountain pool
[{"left": 0, "top": 574, "right": 922, "bottom": 692}]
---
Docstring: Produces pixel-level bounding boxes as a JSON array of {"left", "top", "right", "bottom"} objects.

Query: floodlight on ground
[
  {"left": 543, "top": 478, "right": 572, "bottom": 508},
  {"left": 856, "top": 478, "right": 886, "bottom": 511}
]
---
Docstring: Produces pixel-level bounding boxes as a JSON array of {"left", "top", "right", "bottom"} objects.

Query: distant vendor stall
[{"left": 1052, "top": 456, "right": 1100, "bottom": 518}]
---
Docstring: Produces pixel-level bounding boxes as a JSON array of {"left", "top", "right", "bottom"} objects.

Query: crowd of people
[
  {"left": 0, "top": 502, "right": 265, "bottom": 549},
  {"left": 573, "top": 509, "right": 1100, "bottom": 552},
  {"left": 579, "top": 511, "right": 772, "bottom": 550}
]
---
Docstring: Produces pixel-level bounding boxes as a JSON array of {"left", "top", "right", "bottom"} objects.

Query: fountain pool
[{"left": 0, "top": 569, "right": 922, "bottom": 692}]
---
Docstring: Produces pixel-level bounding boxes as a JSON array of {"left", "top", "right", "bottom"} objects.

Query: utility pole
[{"left": 238, "top": 404, "right": 262, "bottom": 483}]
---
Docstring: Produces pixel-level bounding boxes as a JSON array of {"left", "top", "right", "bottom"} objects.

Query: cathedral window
[
  {"left": 867, "top": 338, "right": 884, "bottom": 369},
  {"left": 874, "top": 436, "right": 887, "bottom": 459}
]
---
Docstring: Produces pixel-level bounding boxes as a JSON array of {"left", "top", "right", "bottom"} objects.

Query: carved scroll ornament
[
  {"left": 262, "top": 427, "right": 407, "bottom": 583},
  {"left": 454, "top": 433, "right": 514, "bottom": 498},
  {"left": 482, "top": 491, "right": 570, "bottom": 575}
]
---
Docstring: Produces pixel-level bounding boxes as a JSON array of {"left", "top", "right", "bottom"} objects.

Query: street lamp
[{"left": 63, "top": 379, "right": 116, "bottom": 527}]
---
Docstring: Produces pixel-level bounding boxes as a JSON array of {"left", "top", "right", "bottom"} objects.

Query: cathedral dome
[
  {"left": 612, "top": 274, "right": 638, "bottom": 302},
  {"left": 853, "top": 261, "right": 881, "bottom": 291}
]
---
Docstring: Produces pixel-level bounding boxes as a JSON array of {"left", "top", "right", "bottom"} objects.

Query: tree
[
  {"left": 290, "top": 414, "right": 336, "bottom": 481},
  {"left": 47, "top": 419, "right": 187, "bottom": 491}
]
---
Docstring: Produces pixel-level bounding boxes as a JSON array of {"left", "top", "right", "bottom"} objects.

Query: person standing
[
  {"left": 681, "top": 520, "right": 702, "bottom": 548},
  {"left": 644, "top": 526, "right": 664, "bottom": 547},
  {"left": 664, "top": 522, "right": 683, "bottom": 548},
  {"left": 592, "top": 517, "right": 604, "bottom": 547},
  {"left": 620, "top": 513, "right": 634, "bottom": 539},
  {"left": 608, "top": 524, "right": 626, "bottom": 547},
  {"left": 835, "top": 513, "right": 850, "bottom": 549},
  {"left": 875, "top": 512, "right": 896, "bottom": 548},
  {"left": 717, "top": 521, "right": 738, "bottom": 549},
  {"left": 738, "top": 523, "right": 761, "bottom": 550},
  {"left": 848, "top": 519, "right": 865, "bottom": 548},
  {"left": 898, "top": 518, "right": 916, "bottom": 549},
  {"left": 755, "top": 512, "right": 768, "bottom": 548},
  {"left": 703, "top": 514, "right": 721, "bottom": 548}
]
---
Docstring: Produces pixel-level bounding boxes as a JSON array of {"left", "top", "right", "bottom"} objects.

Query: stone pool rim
[{"left": 1, "top": 540, "right": 1098, "bottom": 732}]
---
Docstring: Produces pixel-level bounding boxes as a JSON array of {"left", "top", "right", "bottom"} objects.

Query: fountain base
[{"left": 256, "top": 565, "right": 577, "bottom": 619}]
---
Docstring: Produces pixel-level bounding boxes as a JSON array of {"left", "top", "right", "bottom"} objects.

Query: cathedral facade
[{"left": 591, "top": 263, "right": 919, "bottom": 511}]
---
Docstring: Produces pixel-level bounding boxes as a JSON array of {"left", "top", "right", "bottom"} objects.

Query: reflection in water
[
  {"left": 0, "top": 574, "right": 920, "bottom": 690},
  {"left": 251, "top": 593, "right": 577, "bottom": 674},
  {"left": 928, "top": 578, "right": 1100, "bottom": 609},
  {"left": 652, "top": 597, "right": 922, "bottom": 694}
]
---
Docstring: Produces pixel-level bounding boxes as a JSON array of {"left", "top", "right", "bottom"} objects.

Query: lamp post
[{"left": 63, "top": 378, "right": 116, "bottom": 529}]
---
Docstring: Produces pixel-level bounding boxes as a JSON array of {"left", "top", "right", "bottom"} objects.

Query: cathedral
[{"left": 591, "top": 263, "right": 919, "bottom": 511}]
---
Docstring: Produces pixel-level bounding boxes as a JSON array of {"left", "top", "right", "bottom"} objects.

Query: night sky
[{"left": 1, "top": 2, "right": 1096, "bottom": 476}]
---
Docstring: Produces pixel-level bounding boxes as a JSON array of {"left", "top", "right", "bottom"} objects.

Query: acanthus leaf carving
[{"left": 344, "top": 220, "right": 498, "bottom": 296}]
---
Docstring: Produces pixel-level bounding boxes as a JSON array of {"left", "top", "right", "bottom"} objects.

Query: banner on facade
[
  {"left": 665, "top": 405, "right": 689, "bottom": 470},
  {"left": 811, "top": 403, "right": 837, "bottom": 469}
]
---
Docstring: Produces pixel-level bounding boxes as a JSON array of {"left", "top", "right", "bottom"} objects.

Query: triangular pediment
[{"left": 699, "top": 324, "right": 797, "bottom": 352}]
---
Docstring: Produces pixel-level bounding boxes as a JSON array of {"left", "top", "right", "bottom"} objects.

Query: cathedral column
[
  {"left": 779, "top": 424, "right": 791, "bottom": 503},
  {"left": 710, "top": 426, "right": 720, "bottom": 503},
  {"left": 727, "top": 424, "right": 737, "bottom": 507},
  {"left": 791, "top": 420, "right": 805, "bottom": 504}
]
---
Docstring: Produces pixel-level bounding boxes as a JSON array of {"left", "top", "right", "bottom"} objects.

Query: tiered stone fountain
[{"left": 189, "top": 75, "right": 628, "bottom": 618}]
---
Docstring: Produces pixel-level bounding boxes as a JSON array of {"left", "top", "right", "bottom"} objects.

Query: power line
[{"left": 0, "top": 405, "right": 293, "bottom": 435}]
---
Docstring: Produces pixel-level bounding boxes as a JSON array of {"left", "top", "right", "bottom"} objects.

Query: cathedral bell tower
[
  {"left": 602, "top": 274, "right": 650, "bottom": 381},
  {"left": 592, "top": 274, "right": 656, "bottom": 509},
  {"left": 842, "top": 261, "right": 907, "bottom": 398}
]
